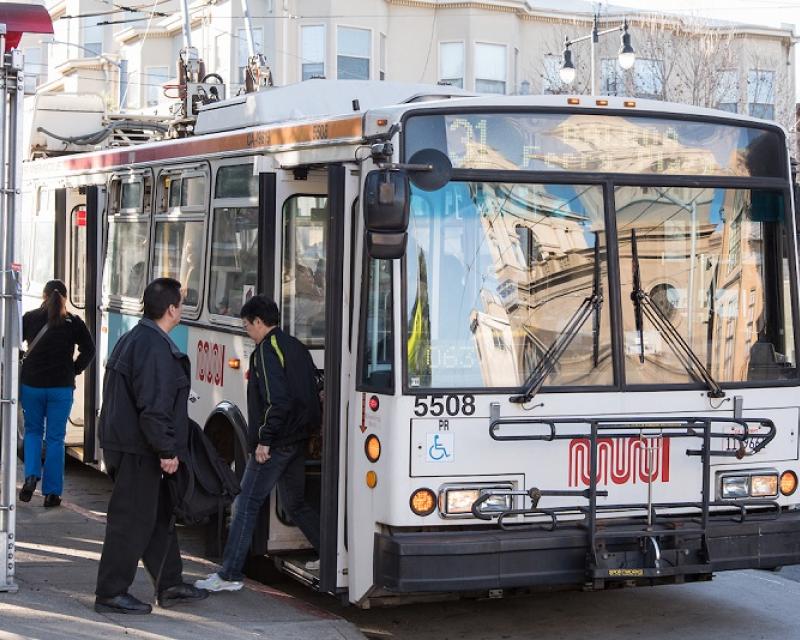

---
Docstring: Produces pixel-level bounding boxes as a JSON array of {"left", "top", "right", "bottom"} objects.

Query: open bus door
[
  {"left": 53, "top": 185, "right": 103, "bottom": 463},
  {"left": 255, "top": 162, "right": 354, "bottom": 595}
]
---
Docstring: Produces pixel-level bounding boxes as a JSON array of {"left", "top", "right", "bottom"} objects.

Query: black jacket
[
  {"left": 99, "top": 318, "right": 191, "bottom": 459},
  {"left": 247, "top": 327, "right": 321, "bottom": 450},
  {"left": 21, "top": 308, "right": 95, "bottom": 388}
]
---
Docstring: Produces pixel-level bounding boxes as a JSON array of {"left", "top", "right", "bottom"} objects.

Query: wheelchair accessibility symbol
[{"left": 426, "top": 433, "right": 454, "bottom": 463}]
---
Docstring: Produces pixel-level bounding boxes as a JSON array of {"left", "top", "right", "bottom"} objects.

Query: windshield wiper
[
  {"left": 629, "top": 229, "right": 724, "bottom": 399},
  {"left": 510, "top": 233, "right": 603, "bottom": 404}
]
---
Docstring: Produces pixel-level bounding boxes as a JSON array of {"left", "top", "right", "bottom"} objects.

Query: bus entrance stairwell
[{"left": 476, "top": 414, "right": 777, "bottom": 584}]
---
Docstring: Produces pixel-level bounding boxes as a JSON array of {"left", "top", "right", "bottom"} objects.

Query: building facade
[{"left": 18, "top": 0, "right": 798, "bottom": 137}]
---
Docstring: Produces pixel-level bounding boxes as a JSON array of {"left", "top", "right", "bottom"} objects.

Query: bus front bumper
[{"left": 373, "top": 510, "right": 800, "bottom": 592}]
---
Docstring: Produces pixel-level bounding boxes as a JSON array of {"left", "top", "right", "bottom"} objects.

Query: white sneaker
[
  {"left": 305, "top": 559, "right": 320, "bottom": 571},
  {"left": 193, "top": 572, "right": 244, "bottom": 592}
]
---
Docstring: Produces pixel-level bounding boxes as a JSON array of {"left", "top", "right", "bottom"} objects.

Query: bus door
[
  {"left": 262, "top": 164, "right": 356, "bottom": 594},
  {"left": 55, "top": 185, "right": 103, "bottom": 463}
]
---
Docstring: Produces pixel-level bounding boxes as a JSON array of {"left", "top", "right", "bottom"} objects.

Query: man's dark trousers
[{"left": 95, "top": 450, "right": 183, "bottom": 598}]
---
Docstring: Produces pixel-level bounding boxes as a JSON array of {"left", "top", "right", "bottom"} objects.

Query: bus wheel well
[{"left": 204, "top": 410, "right": 248, "bottom": 481}]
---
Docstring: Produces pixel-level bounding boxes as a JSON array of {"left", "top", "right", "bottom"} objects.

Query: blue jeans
[
  {"left": 20, "top": 384, "right": 74, "bottom": 496},
  {"left": 220, "top": 441, "right": 320, "bottom": 581}
]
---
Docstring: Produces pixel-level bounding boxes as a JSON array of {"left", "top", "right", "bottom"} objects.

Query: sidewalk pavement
[{"left": 0, "top": 461, "right": 365, "bottom": 640}]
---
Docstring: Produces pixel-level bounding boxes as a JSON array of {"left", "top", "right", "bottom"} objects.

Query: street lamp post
[{"left": 559, "top": 14, "right": 635, "bottom": 95}]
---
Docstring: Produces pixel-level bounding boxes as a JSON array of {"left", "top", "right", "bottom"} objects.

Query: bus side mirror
[{"left": 364, "top": 169, "right": 410, "bottom": 260}]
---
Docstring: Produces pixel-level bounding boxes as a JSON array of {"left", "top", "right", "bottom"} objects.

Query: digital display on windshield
[{"left": 404, "top": 112, "right": 786, "bottom": 178}]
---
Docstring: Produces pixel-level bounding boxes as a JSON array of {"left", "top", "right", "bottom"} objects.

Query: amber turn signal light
[
  {"left": 366, "top": 470, "right": 378, "bottom": 489},
  {"left": 365, "top": 435, "right": 381, "bottom": 463},
  {"left": 410, "top": 488, "right": 436, "bottom": 516},
  {"left": 780, "top": 470, "right": 797, "bottom": 496}
]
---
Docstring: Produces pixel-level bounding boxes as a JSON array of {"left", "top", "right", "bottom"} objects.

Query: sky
[{"left": 606, "top": 0, "right": 800, "bottom": 99}]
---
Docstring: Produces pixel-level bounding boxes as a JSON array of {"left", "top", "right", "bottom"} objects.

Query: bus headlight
[
  {"left": 721, "top": 476, "right": 749, "bottom": 498},
  {"left": 750, "top": 474, "right": 778, "bottom": 497},
  {"left": 442, "top": 488, "right": 480, "bottom": 515},
  {"left": 438, "top": 485, "right": 513, "bottom": 518},
  {"left": 720, "top": 470, "right": 779, "bottom": 499}
]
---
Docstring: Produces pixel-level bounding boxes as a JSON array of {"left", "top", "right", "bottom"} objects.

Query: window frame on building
[
  {"left": 541, "top": 55, "right": 561, "bottom": 95},
  {"left": 438, "top": 41, "right": 465, "bottom": 89},
  {"left": 474, "top": 41, "right": 507, "bottom": 95},
  {"left": 144, "top": 65, "right": 170, "bottom": 108},
  {"left": 715, "top": 69, "right": 739, "bottom": 113},
  {"left": 747, "top": 69, "right": 775, "bottom": 120},
  {"left": 337, "top": 25, "right": 371, "bottom": 80},
  {"left": 300, "top": 24, "right": 326, "bottom": 80},
  {"left": 601, "top": 58, "right": 623, "bottom": 96},
  {"left": 633, "top": 58, "right": 663, "bottom": 99}
]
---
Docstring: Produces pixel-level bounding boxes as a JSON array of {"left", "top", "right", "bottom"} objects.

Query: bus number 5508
[{"left": 414, "top": 394, "right": 476, "bottom": 417}]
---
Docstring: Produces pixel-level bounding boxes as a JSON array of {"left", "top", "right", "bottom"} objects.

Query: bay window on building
[
  {"left": 337, "top": 26, "right": 370, "bottom": 80},
  {"left": 145, "top": 66, "right": 169, "bottom": 107},
  {"left": 747, "top": 69, "right": 775, "bottom": 120},
  {"left": 475, "top": 42, "right": 506, "bottom": 94},
  {"left": 634, "top": 58, "right": 663, "bottom": 98},
  {"left": 439, "top": 42, "right": 464, "bottom": 88},
  {"left": 301, "top": 25, "right": 325, "bottom": 80},
  {"left": 715, "top": 70, "right": 739, "bottom": 113}
]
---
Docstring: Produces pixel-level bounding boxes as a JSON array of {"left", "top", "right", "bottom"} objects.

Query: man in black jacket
[
  {"left": 95, "top": 278, "right": 208, "bottom": 614},
  {"left": 195, "top": 295, "right": 321, "bottom": 593}
]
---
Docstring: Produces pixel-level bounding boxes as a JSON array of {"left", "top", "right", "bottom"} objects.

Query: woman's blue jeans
[{"left": 20, "top": 384, "right": 74, "bottom": 496}]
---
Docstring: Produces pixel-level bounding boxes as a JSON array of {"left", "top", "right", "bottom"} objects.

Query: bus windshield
[{"left": 403, "top": 113, "right": 795, "bottom": 392}]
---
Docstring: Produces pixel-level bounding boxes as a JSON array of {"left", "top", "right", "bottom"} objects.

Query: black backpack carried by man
[
  {"left": 168, "top": 419, "right": 241, "bottom": 527},
  {"left": 155, "top": 419, "right": 240, "bottom": 590}
]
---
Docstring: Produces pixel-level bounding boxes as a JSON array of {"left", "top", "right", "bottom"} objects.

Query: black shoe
[
  {"left": 43, "top": 494, "right": 61, "bottom": 508},
  {"left": 94, "top": 593, "right": 152, "bottom": 615},
  {"left": 158, "top": 583, "right": 209, "bottom": 608},
  {"left": 19, "top": 476, "right": 37, "bottom": 503}
]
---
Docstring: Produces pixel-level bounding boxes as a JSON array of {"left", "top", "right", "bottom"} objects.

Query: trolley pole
[{"left": 0, "top": 23, "right": 23, "bottom": 594}]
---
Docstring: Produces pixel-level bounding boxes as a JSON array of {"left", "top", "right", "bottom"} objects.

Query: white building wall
[{"left": 15, "top": 0, "right": 796, "bottom": 133}]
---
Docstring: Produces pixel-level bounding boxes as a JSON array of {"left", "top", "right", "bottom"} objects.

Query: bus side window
[
  {"left": 359, "top": 257, "right": 394, "bottom": 391},
  {"left": 208, "top": 163, "right": 258, "bottom": 318},
  {"left": 282, "top": 195, "right": 328, "bottom": 347},
  {"left": 208, "top": 206, "right": 258, "bottom": 316}
]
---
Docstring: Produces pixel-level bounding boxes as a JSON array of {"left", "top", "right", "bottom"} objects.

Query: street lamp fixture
[
  {"left": 558, "top": 40, "right": 576, "bottom": 85},
  {"left": 559, "top": 14, "right": 635, "bottom": 94},
  {"left": 618, "top": 20, "right": 635, "bottom": 70}
]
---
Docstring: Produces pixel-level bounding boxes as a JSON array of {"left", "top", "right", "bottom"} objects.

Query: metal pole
[
  {"left": 0, "top": 24, "right": 20, "bottom": 593},
  {"left": 240, "top": 0, "right": 256, "bottom": 60},
  {"left": 591, "top": 14, "right": 598, "bottom": 96},
  {"left": 180, "top": 0, "right": 193, "bottom": 49},
  {"left": 688, "top": 201, "right": 697, "bottom": 349}
]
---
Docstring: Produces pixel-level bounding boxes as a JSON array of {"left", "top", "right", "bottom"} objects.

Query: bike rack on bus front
[{"left": 471, "top": 414, "right": 778, "bottom": 581}]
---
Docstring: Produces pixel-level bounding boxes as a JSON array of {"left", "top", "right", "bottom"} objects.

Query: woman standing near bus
[{"left": 18, "top": 279, "right": 95, "bottom": 507}]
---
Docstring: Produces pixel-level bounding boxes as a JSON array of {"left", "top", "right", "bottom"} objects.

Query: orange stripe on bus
[{"left": 28, "top": 115, "right": 363, "bottom": 175}]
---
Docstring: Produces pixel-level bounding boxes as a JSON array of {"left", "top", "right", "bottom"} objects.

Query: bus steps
[{"left": 472, "top": 414, "right": 778, "bottom": 582}]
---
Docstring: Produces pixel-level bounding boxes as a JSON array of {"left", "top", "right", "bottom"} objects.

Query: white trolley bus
[{"left": 20, "top": 80, "right": 800, "bottom": 605}]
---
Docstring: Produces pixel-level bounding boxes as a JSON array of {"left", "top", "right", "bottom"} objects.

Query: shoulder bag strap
[{"left": 24, "top": 324, "right": 49, "bottom": 359}]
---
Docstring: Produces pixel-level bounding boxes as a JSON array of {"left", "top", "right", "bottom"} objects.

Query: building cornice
[
  {"left": 384, "top": 0, "right": 795, "bottom": 39},
  {"left": 47, "top": 0, "right": 66, "bottom": 20}
]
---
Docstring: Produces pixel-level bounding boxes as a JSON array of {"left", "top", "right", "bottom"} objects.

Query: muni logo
[{"left": 567, "top": 437, "right": 671, "bottom": 487}]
